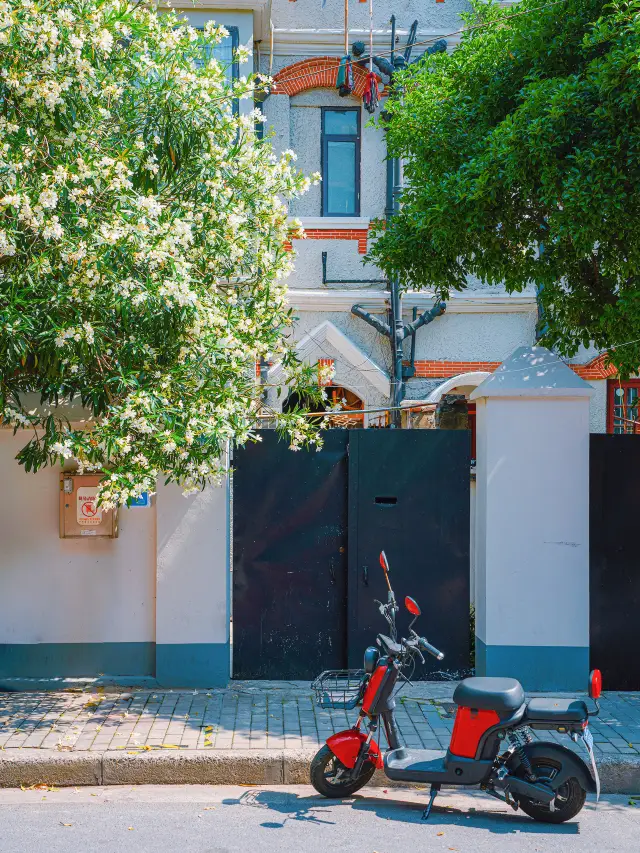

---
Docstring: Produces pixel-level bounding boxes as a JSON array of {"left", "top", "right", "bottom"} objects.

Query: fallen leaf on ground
[
  {"left": 128, "top": 826, "right": 134, "bottom": 830},
  {"left": 437, "top": 832, "right": 444, "bottom": 836},
  {"left": 60, "top": 823, "right": 72, "bottom": 827},
  {"left": 629, "top": 798, "right": 637, "bottom": 806}
]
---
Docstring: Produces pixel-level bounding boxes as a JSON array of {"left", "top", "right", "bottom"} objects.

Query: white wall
[
  {"left": 156, "top": 481, "right": 229, "bottom": 647},
  {"left": 477, "top": 397, "right": 590, "bottom": 650},
  {"left": 0, "top": 430, "right": 230, "bottom": 685},
  {"left": 0, "top": 431, "right": 155, "bottom": 646}
]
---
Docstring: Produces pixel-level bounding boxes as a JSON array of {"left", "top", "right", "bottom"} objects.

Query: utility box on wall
[{"left": 59, "top": 474, "right": 118, "bottom": 539}]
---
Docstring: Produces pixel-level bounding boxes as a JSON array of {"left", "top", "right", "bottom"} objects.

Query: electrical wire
[{"left": 268, "top": 0, "right": 569, "bottom": 94}]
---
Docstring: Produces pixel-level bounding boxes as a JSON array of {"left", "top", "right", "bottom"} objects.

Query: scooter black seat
[
  {"left": 453, "top": 677, "right": 525, "bottom": 712},
  {"left": 525, "top": 698, "right": 588, "bottom": 724}
]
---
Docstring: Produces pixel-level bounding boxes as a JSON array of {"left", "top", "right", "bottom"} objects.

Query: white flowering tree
[{"left": 0, "top": 0, "right": 323, "bottom": 508}]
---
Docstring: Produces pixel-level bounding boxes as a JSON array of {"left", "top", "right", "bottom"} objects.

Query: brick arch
[
  {"left": 572, "top": 352, "right": 618, "bottom": 380},
  {"left": 272, "top": 56, "right": 380, "bottom": 99}
]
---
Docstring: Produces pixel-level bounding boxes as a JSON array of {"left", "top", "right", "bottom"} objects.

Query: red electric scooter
[{"left": 310, "top": 551, "right": 601, "bottom": 824}]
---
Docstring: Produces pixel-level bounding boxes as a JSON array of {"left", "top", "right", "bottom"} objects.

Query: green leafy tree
[
  {"left": 369, "top": 0, "right": 640, "bottom": 374},
  {"left": 0, "top": 0, "right": 321, "bottom": 508}
]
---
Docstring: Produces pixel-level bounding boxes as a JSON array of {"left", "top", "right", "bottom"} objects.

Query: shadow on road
[{"left": 220, "top": 789, "right": 581, "bottom": 834}]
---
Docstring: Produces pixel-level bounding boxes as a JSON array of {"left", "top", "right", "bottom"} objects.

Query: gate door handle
[{"left": 363, "top": 565, "right": 368, "bottom": 586}]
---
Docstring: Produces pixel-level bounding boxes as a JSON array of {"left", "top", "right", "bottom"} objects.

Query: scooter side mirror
[
  {"left": 589, "top": 669, "right": 602, "bottom": 700},
  {"left": 405, "top": 596, "right": 421, "bottom": 617}
]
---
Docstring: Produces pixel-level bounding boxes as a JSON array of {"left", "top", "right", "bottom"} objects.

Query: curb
[{"left": 2, "top": 750, "right": 640, "bottom": 793}]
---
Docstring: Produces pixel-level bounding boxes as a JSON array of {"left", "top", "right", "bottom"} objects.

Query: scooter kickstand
[{"left": 421, "top": 784, "right": 441, "bottom": 821}]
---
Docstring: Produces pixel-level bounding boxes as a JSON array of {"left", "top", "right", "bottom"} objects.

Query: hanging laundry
[
  {"left": 363, "top": 71, "right": 379, "bottom": 114},
  {"left": 336, "top": 54, "right": 354, "bottom": 96}
]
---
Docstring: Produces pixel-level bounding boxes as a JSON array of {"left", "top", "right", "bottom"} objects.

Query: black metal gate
[
  {"left": 347, "top": 430, "right": 471, "bottom": 677},
  {"left": 233, "top": 429, "right": 470, "bottom": 680},
  {"left": 590, "top": 435, "right": 640, "bottom": 689}
]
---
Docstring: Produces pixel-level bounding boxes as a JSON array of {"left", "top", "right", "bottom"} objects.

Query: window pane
[
  {"left": 324, "top": 110, "right": 358, "bottom": 135},
  {"left": 197, "top": 33, "right": 236, "bottom": 81},
  {"left": 326, "top": 141, "right": 356, "bottom": 214}
]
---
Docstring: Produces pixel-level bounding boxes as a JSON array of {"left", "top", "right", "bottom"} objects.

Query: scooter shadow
[{"left": 220, "top": 789, "right": 580, "bottom": 834}]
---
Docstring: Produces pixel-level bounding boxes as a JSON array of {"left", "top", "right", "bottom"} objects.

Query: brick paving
[{"left": 0, "top": 681, "right": 639, "bottom": 757}]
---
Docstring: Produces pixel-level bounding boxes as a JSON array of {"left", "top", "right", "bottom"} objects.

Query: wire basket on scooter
[{"left": 312, "top": 669, "right": 367, "bottom": 710}]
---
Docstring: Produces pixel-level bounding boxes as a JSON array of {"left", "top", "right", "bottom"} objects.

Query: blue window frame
[{"left": 321, "top": 107, "right": 361, "bottom": 217}]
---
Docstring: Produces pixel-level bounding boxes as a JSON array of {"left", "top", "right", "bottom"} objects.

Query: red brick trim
[
  {"left": 413, "top": 354, "right": 621, "bottom": 381},
  {"left": 272, "top": 57, "right": 381, "bottom": 99},
  {"left": 288, "top": 227, "right": 369, "bottom": 253},
  {"left": 317, "top": 358, "right": 334, "bottom": 386},
  {"left": 413, "top": 361, "right": 501, "bottom": 378}
]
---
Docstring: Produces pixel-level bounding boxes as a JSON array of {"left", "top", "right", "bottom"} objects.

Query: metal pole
[
  {"left": 344, "top": 0, "right": 349, "bottom": 55},
  {"left": 389, "top": 156, "right": 404, "bottom": 427}
]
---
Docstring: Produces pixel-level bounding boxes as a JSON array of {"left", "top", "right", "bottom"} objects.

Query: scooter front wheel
[{"left": 310, "top": 744, "right": 376, "bottom": 798}]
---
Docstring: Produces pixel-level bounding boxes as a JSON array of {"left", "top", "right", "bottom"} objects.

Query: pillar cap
[{"left": 470, "top": 346, "right": 595, "bottom": 400}]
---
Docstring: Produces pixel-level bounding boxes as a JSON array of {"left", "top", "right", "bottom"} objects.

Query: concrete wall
[
  {"left": 411, "top": 311, "right": 537, "bottom": 362},
  {"left": 0, "top": 430, "right": 230, "bottom": 686},
  {"left": 472, "top": 348, "right": 592, "bottom": 690},
  {"left": 286, "top": 239, "right": 385, "bottom": 289},
  {"left": 589, "top": 379, "right": 608, "bottom": 433},
  {"left": 270, "top": 0, "right": 474, "bottom": 36},
  {"left": 0, "top": 431, "right": 156, "bottom": 677},
  {"left": 156, "top": 480, "right": 230, "bottom": 686}
]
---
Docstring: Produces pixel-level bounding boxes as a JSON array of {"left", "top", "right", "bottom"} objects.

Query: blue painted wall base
[
  {"left": 156, "top": 643, "right": 230, "bottom": 688},
  {"left": 475, "top": 638, "right": 589, "bottom": 691},
  {"left": 0, "top": 642, "right": 154, "bottom": 679},
  {"left": 0, "top": 642, "right": 230, "bottom": 688}
]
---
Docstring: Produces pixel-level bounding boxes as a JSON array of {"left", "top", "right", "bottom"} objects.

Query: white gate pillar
[
  {"left": 155, "top": 477, "right": 230, "bottom": 687},
  {"left": 471, "top": 346, "right": 593, "bottom": 691}
]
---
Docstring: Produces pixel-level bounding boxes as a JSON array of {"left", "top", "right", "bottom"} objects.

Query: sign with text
[{"left": 77, "top": 486, "right": 103, "bottom": 526}]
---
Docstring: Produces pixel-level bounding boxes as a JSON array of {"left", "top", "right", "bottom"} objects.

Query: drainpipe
[{"left": 388, "top": 154, "right": 404, "bottom": 427}]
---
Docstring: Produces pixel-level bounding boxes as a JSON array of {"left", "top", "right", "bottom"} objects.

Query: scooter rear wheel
[
  {"left": 516, "top": 757, "right": 586, "bottom": 824},
  {"left": 310, "top": 744, "right": 376, "bottom": 798}
]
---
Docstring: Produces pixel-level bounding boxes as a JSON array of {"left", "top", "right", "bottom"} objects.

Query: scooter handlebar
[{"left": 418, "top": 637, "right": 444, "bottom": 661}]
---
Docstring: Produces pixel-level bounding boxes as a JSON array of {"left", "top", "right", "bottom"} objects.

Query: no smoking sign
[{"left": 76, "top": 487, "right": 103, "bottom": 527}]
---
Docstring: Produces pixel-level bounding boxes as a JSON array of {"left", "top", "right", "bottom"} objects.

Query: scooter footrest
[{"left": 384, "top": 747, "right": 447, "bottom": 783}]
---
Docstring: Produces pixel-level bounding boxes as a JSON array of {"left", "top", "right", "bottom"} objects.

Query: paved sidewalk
[
  {"left": 1, "top": 681, "right": 640, "bottom": 791},
  {"left": 1, "top": 681, "right": 639, "bottom": 756}
]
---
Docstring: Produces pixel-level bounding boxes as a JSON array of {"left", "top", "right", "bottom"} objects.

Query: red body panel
[
  {"left": 449, "top": 707, "right": 500, "bottom": 759},
  {"left": 326, "top": 730, "right": 384, "bottom": 769},
  {"left": 362, "top": 663, "right": 387, "bottom": 715}
]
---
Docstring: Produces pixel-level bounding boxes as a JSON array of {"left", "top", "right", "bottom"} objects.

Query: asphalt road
[{"left": 0, "top": 784, "right": 638, "bottom": 853}]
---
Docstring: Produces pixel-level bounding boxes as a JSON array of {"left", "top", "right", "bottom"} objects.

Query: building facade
[{"left": 169, "top": 0, "right": 629, "bottom": 435}]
